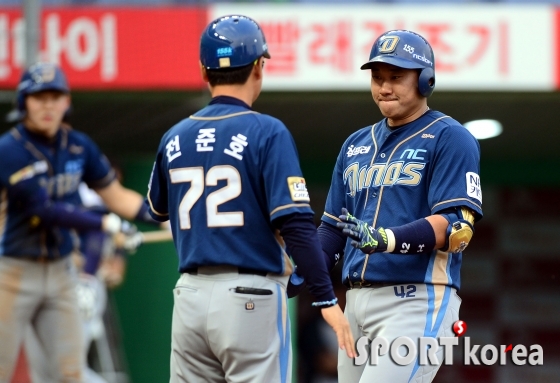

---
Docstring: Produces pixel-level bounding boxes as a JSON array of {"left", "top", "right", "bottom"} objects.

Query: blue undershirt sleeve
[
  {"left": 274, "top": 213, "right": 336, "bottom": 305},
  {"left": 27, "top": 187, "right": 104, "bottom": 232},
  {"left": 317, "top": 221, "right": 346, "bottom": 270}
]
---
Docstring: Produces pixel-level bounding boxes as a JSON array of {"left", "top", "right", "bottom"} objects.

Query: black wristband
[{"left": 388, "top": 218, "right": 436, "bottom": 255}]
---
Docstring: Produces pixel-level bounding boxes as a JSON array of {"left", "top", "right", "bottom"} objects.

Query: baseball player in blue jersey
[
  {"left": 146, "top": 15, "right": 355, "bottom": 383},
  {"left": 0, "top": 62, "right": 151, "bottom": 383},
  {"left": 313, "top": 30, "right": 483, "bottom": 382},
  {"left": 24, "top": 182, "right": 135, "bottom": 383}
]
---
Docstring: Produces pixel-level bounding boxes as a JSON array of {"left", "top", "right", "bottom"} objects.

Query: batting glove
[
  {"left": 106, "top": 216, "right": 143, "bottom": 254},
  {"left": 121, "top": 220, "right": 143, "bottom": 254},
  {"left": 336, "top": 208, "right": 388, "bottom": 254}
]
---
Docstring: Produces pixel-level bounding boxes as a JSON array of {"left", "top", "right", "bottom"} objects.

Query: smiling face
[
  {"left": 369, "top": 62, "right": 428, "bottom": 127},
  {"left": 24, "top": 90, "right": 70, "bottom": 138}
]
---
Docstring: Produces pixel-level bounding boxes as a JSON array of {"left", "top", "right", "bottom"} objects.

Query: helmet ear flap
[{"left": 418, "top": 67, "right": 435, "bottom": 97}]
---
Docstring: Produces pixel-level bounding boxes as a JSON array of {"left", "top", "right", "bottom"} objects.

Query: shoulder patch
[
  {"left": 287, "top": 177, "right": 310, "bottom": 202},
  {"left": 9, "top": 161, "right": 48, "bottom": 185},
  {"left": 466, "top": 172, "right": 482, "bottom": 203}
]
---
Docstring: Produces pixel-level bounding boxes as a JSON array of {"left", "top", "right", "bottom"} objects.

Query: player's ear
[
  {"left": 200, "top": 62, "right": 209, "bottom": 83},
  {"left": 253, "top": 57, "right": 264, "bottom": 81}
]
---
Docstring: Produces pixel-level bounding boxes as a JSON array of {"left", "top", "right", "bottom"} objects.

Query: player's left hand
[
  {"left": 320, "top": 304, "right": 356, "bottom": 359},
  {"left": 337, "top": 208, "right": 388, "bottom": 254}
]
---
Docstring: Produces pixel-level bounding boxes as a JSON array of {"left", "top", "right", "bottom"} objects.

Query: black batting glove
[{"left": 336, "top": 208, "right": 388, "bottom": 254}]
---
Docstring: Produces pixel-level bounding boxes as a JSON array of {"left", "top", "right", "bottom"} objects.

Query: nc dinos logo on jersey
[{"left": 287, "top": 177, "right": 310, "bottom": 202}]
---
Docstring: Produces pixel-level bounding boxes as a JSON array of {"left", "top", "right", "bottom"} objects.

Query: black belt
[
  {"left": 4, "top": 255, "right": 62, "bottom": 263},
  {"left": 184, "top": 267, "right": 268, "bottom": 277},
  {"left": 344, "top": 279, "right": 395, "bottom": 289}
]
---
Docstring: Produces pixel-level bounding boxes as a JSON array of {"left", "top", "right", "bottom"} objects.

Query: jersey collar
[
  {"left": 209, "top": 95, "right": 252, "bottom": 110},
  {"left": 17, "top": 123, "right": 62, "bottom": 147}
]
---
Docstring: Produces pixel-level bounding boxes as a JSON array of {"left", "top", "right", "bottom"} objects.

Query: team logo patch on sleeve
[
  {"left": 9, "top": 161, "right": 48, "bottom": 185},
  {"left": 287, "top": 177, "right": 310, "bottom": 202},
  {"left": 466, "top": 172, "right": 482, "bottom": 203}
]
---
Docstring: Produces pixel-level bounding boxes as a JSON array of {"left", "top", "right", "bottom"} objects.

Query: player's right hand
[
  {"left": 122, "top": 230, "right": 143, "bottom": 254},
  {"left": 113, "top": 231, "right": 143, "bottom": 254},
  {"left": 320, "top": 304, "right": 356, "bottom": 359},
  {"left": 104, "top": 214, "right": 143, "bottom": 254},
  {"left": 337, "top": 208, "right": 388, "bottom": 254}
]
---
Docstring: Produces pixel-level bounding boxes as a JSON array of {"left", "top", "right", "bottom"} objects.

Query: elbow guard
[{"left": 439, "top": 207, "right": 475, "bottom": 253}]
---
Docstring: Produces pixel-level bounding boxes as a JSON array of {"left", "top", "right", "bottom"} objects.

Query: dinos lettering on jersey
[
  {"left": 343, "top": 159, "right": 426, "bottom": 197},
  {"left": 39, "top": 172, "right": 82, "bottom": 198},
  {"left": 346, "top": 145, "right": 371, "bottom": 157}
]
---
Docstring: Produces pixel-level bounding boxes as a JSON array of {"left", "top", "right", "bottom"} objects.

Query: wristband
[
  {"left": 386, "top": 218, "right": 436, "bottom": 255},
  {"left": 311, "top": 297, "right": 338, "bottom": 308}
]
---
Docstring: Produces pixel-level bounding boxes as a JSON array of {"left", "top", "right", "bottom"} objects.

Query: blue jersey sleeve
[
  {"left": 80, "top": 134, "right": 116, "bottom": 189},
  {"left": 262, "top": 123, "right": 313, "bottom": 221},
  {"left": 428, "top": 125, "right": 483, "bottom": 220},
  {"left": 147, "top": 143, "right": 169, "bottom": 221},
  {"left": 321, "top": 143, "right": 347, "bottom": 226}
]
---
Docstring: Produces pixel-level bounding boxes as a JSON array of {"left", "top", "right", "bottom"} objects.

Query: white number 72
[{"left": 169, "top": 165, "right": 243, "bottom": 229}]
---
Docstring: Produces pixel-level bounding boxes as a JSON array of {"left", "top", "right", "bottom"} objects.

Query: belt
[
  {"left": 3, "top": 255, "right": 61, "bottom": 263},
  {"left": 344, "top": 279, "right": 396, "bottom": 289},
  {"left": 184, "top": 266, "right": 268, "bottom": 277}
]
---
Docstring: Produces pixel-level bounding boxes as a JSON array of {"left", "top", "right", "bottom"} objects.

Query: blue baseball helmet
[
  {"left": 361, "top": 30, "right": 435, "bottom": 97},
  {"left": 16, "top": 62, "right": 70, "bottom": 112},
  {"left": 200, "top": 15, "right": 271, "bottom": 70}
]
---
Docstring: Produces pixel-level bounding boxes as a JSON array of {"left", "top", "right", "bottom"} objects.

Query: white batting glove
[
  {"left": 103, "top": 214, "right": 143, "bottom": 254},
  {"left": 123, "top": 232, "right": 143, "bottom": 253},
  {"left": 102, "top": 213, "right": 122, "bottom": 234}
]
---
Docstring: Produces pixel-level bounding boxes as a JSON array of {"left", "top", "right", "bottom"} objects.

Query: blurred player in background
[
  {"left": 0, "top": 62, "right": 154, "bottom": 383},
  {"left": 146, "top": 15, "right": 355, "bottom": 383},
  {"left": 24, "top": 181, "right": 133, "bottom": 383},
  {"left": 293, "top": 30, "right": 483, "bottom": 382}
]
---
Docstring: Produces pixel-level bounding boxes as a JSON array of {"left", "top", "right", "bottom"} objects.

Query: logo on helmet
[
  {"left": 217, "top": 47, "right": 233, "bottom": 57},
  {"left": 378, "top": 36, "right": 400, "bottom": 53},
  {"left": 31, "top": 65, "right": 56, "bottom": 84},
  {"left": 412, "top": 54, "right": 433, "bottom": 67}
]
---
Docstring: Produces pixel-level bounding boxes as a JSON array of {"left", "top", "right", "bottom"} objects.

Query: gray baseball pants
[
  {"left": 169, "top": 266, "right": 292, "bottom": 383},
  {"left": 0, "top": 256, "right": 84, "bottom": 383},
  {"left": 339, "top": 283, "right": 461, "bottom": 383}
]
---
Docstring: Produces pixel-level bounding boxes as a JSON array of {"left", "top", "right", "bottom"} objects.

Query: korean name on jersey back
[{"left": 147, "top": 103, "right": 317, "bottom": 275}]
